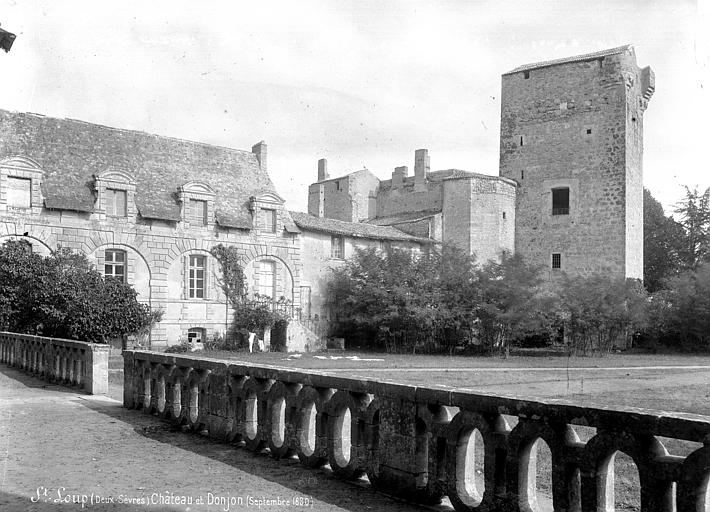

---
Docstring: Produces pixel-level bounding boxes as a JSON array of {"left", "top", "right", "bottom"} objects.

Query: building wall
[
  {"left": 307, "top": 170, "right": 379, "bottom": 222},
  {"left": 0, "top": 208, "right": 301, "bottom": 347},
  {"left": 499, "top": 48, "right": 651, "bottom": 279},
  {"left": 376, "top": 180, "right": 443, "bottom": 218},
  {"left": 298, "top": 230, "right": 420, "bottom": 320}
]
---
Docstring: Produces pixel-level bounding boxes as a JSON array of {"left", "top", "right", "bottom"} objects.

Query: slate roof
[
  {"left": 289, "top": 211, "right": 433, "bottom": 243},
  {"left": 367, "top": 210, "right": 441, "bottom": 226},
  {"left": 504, "top": 45, "right": 633, "bottom": 75},
  {"left": 0, "top": 110, "right": 279, "bottom": 224}
]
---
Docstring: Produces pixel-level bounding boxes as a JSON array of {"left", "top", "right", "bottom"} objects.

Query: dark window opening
[
  {"left": 502, "top": 211, "right": 506, "bottom": 220},
  {"left": 586, "top": 128, "right": 592, "bottom": 135},
  {"left": 519, "top": 135, "right": 525, "bottom": 146},
  {"left": 523, "top": 71, "right": 530, "bottom": 79},
  {"left": 552, "top": 253, "right": 561, "bottom": 269},
  {"left": 335, "top": 181, "right": 341, "bottom": 191},
  {"left": 552, "top": 188, "right": 570, "bottom": 215},
  {"left": 632, "top": 116, "right": 637, "bottom": 122},
  {"left": 521, "top": 170, "right": 524, "bottom": 179}
]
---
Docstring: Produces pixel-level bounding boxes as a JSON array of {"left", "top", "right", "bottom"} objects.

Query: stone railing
[
  {"left": 0, "top": 332, "right": 109, "bottom": 394},
  {"left": 124, "top": 350, "right": 710, "bottom": 511}
]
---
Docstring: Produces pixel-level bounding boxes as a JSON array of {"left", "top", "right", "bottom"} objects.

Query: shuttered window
[
  {"left": 7, "top": 177, "right": 31, "bottom": 208},
  {"left": 106, "top": 188, "right": 127, "bottom": 217}
]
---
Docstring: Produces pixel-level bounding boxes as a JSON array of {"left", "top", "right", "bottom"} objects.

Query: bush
[
  {"left": 164, "top": 343, "right": 190, "bottom": 354},
  {"left": 0, "top": 240, "right": 160, "bottom": 343}
]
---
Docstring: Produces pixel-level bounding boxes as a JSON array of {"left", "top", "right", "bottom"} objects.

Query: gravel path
[{"left": 0, "top": 365, "right": 433, "bottom": 512}]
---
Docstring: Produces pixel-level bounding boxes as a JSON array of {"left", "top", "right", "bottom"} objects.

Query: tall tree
[
  {"left": 643, "top": 188, "right": 686, "bottom": 291},
  {"left": 675, "top": 186, "right": 710, "bottom": 270}
]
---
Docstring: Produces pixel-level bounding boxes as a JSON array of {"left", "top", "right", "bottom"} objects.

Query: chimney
[
  {"left": 251, "top": 141, "right": 267, "bottom": 171},
  {"left": 392, "top": 166, "right": 408, "bottom": 189},
  {"left": 414, "top": 149, "right": 429, "bottom": 190},
  {"left": 318, "top": 158, "right": 329, "bottom": 181}
]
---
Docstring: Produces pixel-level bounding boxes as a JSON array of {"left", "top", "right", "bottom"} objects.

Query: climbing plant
[{"left": 210, "top": 244, "right": 247, "bottom": 306}]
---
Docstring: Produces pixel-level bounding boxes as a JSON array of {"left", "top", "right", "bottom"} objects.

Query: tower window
[
  {"left": 523, "top": 71, "right": 530, "bottom": 79},
  {"left": 552, "top": 188, "right": 570, "bottom": 215},
  {"left": 502, "top": 211, "right": 506, "bottom": 220},
  {"left": 552, "top": 253, "right": 562, "bottom": 269},
  {"left": 521, "top": 170, "right": 524, "bottom": 179},
  {"left": 519, "top": 135, "right": 526, "bottom": 147},
  {"left": 586, "top": 128, "right": 593, "bottom": 135}
]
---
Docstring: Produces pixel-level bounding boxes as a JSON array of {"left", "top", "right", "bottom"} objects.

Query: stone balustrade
[
  {"left": 124, "top": 350, "right": 710, "bottom": 511},
  {"left": 0, "top": 331, "right": 109, "bottom": 394}
]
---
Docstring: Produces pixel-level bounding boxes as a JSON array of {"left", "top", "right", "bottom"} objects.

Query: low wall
[
  {"left": 0, "top": 332, "right": 109, "bottom": 395},
  {"left": 124, "top": 350, "right": 710, "bottom": 511}
]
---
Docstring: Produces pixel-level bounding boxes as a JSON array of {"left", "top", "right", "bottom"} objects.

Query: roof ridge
[
  {"left": 504, "top": 44, "right": 633, "bottom": 75},
  {"left": 3, "top": 108, "right": 255, "bottom": 156}
]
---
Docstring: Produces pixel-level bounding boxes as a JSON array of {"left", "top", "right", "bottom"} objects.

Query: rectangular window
[
  {"left": 331, "top": 235, "right": 344, "bottom": 259},
  {"left": 262, "top": 208, "right": 277, "bottom": 233},
  {"left": 552, "top": 188, "right": 570, "bottom": 215},
  {"left": 188, "top": 199, "right": 207, "bottom": 226},
  {"left": 6, "top": 176, "right": 31, "bottom": 208},
  {"left": 188, "top": 255, "right": 206, "bottom": 299},
  {"left": 104, "top": 249, "right": 126, "bottom": 282},
  {"left": 258, "top": 260, "right": 276, "bottom": 299},
  {"left": 187, "top": 328, "right": 205, "bottom": 343},
  {"left": 106, "top": 188, "right": 127, "bottom": 217},
  {"left": 552, "top": 253, "right": 562, "bottom": 269}
]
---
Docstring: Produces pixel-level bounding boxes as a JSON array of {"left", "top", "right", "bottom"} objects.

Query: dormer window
[
  {"left": 106, "top": 188, "right": 127, "bottom": 217},
  {"left": 178, "top": 182, "right": 215, "bottom": 228},
  {"left": 0, "top": 156, "right": 44, "bottom": 214},
  {"left": 249, "top": 191, "right": 286, "bottom": 234},
  {"left": 94, "top": 170, "right": 136, "bottom": 219},
  {"left": 7, "top": 177, "right": 31, "bottom": 209}
]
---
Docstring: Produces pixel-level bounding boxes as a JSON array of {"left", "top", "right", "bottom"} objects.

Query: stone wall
[
  {"left": 0, "top": 211, "right": 301, "bottom": 347},
  {"left": 307, "top": 169, "right": 379, "bottom": 222},
  {"left": 124, "top": 350, "right": 710, "bottom": 511},
  {"left": 1, "top": 331, "right": 109, "bottom": 394},
  {"left": 500, "top": 47, "right": 652, "bottom": 279},
  {"left": 298, "top": 229, "right": 420, "bottom": 320}
]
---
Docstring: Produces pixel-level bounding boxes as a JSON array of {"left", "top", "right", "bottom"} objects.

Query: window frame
[
  {"left": 261, "top": 208, "right": 277, "bottom": 233},
  {"left": 188, "top": 198, "right": 208, "bottom": 226},
  {"left": 188, "top": 254, "right": 207, "bottom": 299},
  {"left": 0, "top": 156, "right": 44, "bottom": 214},
  {"left": 551, "top": 187, "right": 570, "bottom": 216},
  {"left": 106, "top": 188, "right": 128, "bottom": 217},
  {"left": 104, "top": 249, "right": 127, "bottom": 283},
  {"left": 257, "top": 260, "right": 276, "bottom": 300},
  {"left": 552, "top": 253, "right": 562, "bottom": 270},
  {"left": 331, "top": 235, "right": 345, "bottom": 259},
  {"left": 5, "top": 176, "right": 32, "bottom": 209}
]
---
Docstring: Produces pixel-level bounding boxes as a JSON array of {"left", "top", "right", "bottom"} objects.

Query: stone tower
[{"left": 499, "top": 45, "right": 654, "bottom": 279}]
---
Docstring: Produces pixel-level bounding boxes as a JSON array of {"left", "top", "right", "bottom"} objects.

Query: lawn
[{"left": 192, "top": 349, "right": 710, "bottom": 416}]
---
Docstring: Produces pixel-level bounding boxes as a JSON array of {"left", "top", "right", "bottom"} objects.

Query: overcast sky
[{"left": 1, "top": 0, "right": 707, "bottom": 214}]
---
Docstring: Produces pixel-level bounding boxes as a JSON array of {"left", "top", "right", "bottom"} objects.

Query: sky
[{"left": 0, "top": 0, "right": 708, "bottom": 214}]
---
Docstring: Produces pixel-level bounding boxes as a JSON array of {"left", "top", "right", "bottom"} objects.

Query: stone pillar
[
  {"left": 414, "top": 149, "right": 429, "bottom": 191},
  {"left": 392, "top": 166, "right": 408, "bottom": 190},
  {"left": 87, "top": 343, "right": 109, "bottom": 395},
  {"left": 318, "top": 158, "right": 329, "bottom": 181}
]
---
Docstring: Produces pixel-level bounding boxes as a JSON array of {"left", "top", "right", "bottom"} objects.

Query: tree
[
  {"left": 0, "top": 240, "right": 158, "bottom": 343},
  {"left": 475, "top": 252, "right": 556, "bottom": 355},
  {"left": 643, "top": 188, "right": 686, "bottom": 292},
  {"left": 674, "top": 186, "right": 710, "bottom": 270},
  {"left": 327, "top": 244, "right": 480, "bottom": 353},
  {"left": 558, "top": 274, "right": 648, "bottom": 355},
  {"left": 647, "top": 263, "right": 710, "bottom": 349}
]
